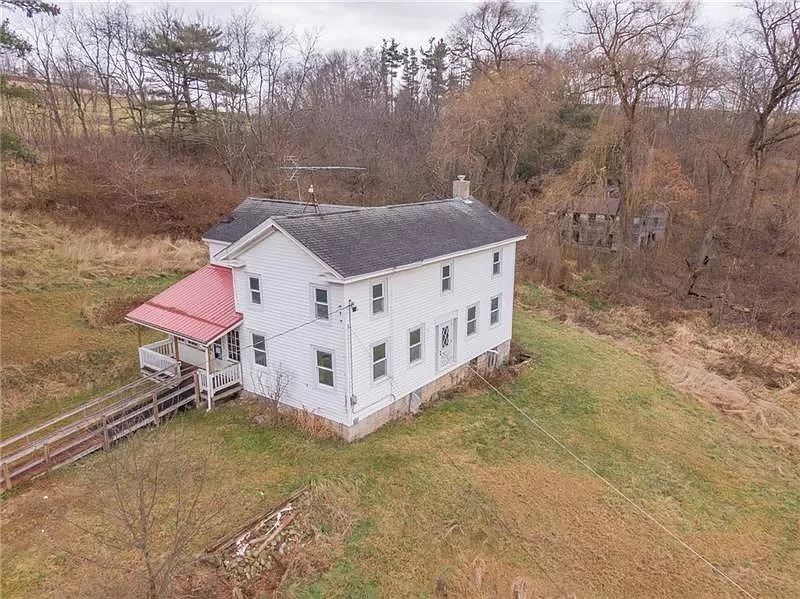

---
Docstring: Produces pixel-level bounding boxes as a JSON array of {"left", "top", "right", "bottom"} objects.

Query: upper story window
[
  {"left": 313, "top": 286, "right": 329, "bottom": 320},
  {"left": 249, "top": 276, "right": 262, "bottom": 304},
  {"left": 371, "top": 280, "right": 386, "bottom": 315},
  {"left": 409, "top": 326, "right": 423, "bottom": 364},
  {"left": 252, "top": 333, "right": 267, "bottom": 367},
  {"left": 489, "top": 295, "right": 501, "bottom": 326},
  {"left": 441, "top": 261, "right": 453, "bottom": 292},
  {"left": 492, "top": 250, "right": 501, "bottom": 276},
  {"left": 466, "top": 304, "right": 478, "bottom": 336},
  {"left": 316, "top": 349, "right": 334, "bottom": 387},
  {"left": 372, "top": 341, "right": 388, "bottom": 381}
]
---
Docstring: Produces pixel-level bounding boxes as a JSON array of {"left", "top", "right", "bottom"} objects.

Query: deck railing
[
  {"left": 198, "top": 362, "right": 242, "bottom": 399},
  {"left": 139, "top": 340, "right": 179, "bottom": 376}
]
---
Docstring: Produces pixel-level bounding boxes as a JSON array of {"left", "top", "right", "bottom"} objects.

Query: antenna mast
[{"left": 281, "top": 156, "right": 366, "bottom": 212}]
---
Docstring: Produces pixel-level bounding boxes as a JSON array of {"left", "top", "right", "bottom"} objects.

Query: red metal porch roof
[{"left": 126, "top": 265, "right": 242, "bottom": 344}]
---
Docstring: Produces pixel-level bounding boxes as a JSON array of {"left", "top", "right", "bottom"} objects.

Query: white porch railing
[
  {"left": 198, "top": 362, "right": 242, "bottom": 399},
  {"left": 139, "top": 339, "right": 179, "bottom": 377}
]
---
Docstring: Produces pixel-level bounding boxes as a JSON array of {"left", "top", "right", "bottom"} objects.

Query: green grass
[
  {"left": 1, "top": 275, "right": 180, "bottom": 438},
  {"left": 2, "top": 308, "right": 799, "bottom": 598}
]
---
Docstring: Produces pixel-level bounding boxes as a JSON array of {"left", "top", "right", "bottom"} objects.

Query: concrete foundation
[{"left": 243, "top": 339, "right": 512, "bottom": 442}]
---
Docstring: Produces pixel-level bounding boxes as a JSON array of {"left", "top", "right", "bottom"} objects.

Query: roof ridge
[
  {"left": 278, "top": 208, "right": 366, "bottom": 219},
  {"left": 385, "top": 198, "right": 460, "bottom": 209},
  {"left": 246, "top": 196, "right": 358, "bottom": 208}
]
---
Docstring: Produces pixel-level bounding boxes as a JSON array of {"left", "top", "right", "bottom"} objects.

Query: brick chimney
[{"left": 452, "top": 175, "right": 470, "bottom": 199}]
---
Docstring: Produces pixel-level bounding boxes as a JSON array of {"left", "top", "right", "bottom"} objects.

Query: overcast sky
[
  {"left": 18, "top": 1, "right": 748, "bottom": 52},
  {"left": 152, "top": 1, "right": 746, "bottom": 50}
]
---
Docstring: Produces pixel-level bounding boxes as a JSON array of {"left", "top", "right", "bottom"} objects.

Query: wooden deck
[{"left": 0, "top": 367, "right": 200, "bottom": 491}]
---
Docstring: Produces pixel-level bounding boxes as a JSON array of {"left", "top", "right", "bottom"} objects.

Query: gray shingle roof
[
  {"left": 273, "top": 198, "right": 526, "bottom": 278},
  {"left": 203, "top": 197, "right": 359, "bottom": 242}
]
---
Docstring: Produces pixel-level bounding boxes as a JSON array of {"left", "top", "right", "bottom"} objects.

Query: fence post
[
  {"left": 193, "top": 372, "right": 201, "bottom": 408},
  {"left": 102, "top": 416, "right": 110, "bottom": 451},
  {"left": 2, "top": 461, "right": 11, "bottom": 490},
  {"left": 152, "top": 392, "right": 160, "bottom": 426}
]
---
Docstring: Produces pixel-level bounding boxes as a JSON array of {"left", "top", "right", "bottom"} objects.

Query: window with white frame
[
  {"left": 252, "top": 333, "right": 267, "bottom": 366},
  {"left": 441, "top": 261, "right": 453, "bottom": 292},
  {"left": 227, "top": 330, "right": 240, "bottom": 361},
  {"left": 466, "top": 304, "right": 478, "bottom": 336},
  {"left": 371, "top": 280, "right": 386, "bottom": 315},
  {"left": 492, "top": 250, "right": 502, "bottom": 276},
  {"left": 316, "top": 349, "right": 334, "bottom": 387},
  {"left": 248, "top": 276, "right": 262, "bottom": 304},
  {"left": 409, "top": 326, "right": 423, "bottom": 364},
  {"left": 313, "top": 286, "right": 329, "bottom": 319},
  {"left": 489, "top": 295, "right": 501, "bottom": 325},
  {"left": 372, "top": 341, "right": 388, "bottom": 381}
]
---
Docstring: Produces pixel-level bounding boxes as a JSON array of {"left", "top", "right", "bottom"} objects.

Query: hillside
[
  {"left": 0, "top": 210, "right": 797, "bottom": 597},
  {"left": 2, "top": 288, "right": 799, "bottom": 597}
]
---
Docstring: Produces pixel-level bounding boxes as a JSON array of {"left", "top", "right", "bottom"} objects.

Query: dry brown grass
[
  {"left": 520, "top": 283, "right": 800, "bottom": 457},
  {"left": 1, "top": 210, "right": 205, "bottom": 290}
]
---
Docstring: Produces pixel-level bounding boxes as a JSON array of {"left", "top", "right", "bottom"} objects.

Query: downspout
[
  {"left": 205, "top": 345, "right": 213, "bottom": 411},
  {"left": 346, "top": 299, "right": 355, "bottom": 426}
]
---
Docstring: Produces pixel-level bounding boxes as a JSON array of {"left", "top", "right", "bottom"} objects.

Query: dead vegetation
[
  {"left": 177, "top": 478, "right": 362, "bottom": 598},
  {"left": 1, "top": 210, "right": 205, "bottom": 290},
  {"left": 519, "top": 284, "right": 800, "bottom": 457}
]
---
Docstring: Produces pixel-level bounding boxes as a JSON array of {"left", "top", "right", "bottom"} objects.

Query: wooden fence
[{"left": 0, "top": 368, "right": 198, "bottom": 491}]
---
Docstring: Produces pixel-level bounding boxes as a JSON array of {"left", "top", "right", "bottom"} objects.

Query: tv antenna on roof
[{"left": 280, "top": 156, "right": 366, "bottom": 212}]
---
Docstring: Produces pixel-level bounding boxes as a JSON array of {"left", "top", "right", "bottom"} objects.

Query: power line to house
[{"left": 468, "top": 366, "right": 758, "bottom": 599}]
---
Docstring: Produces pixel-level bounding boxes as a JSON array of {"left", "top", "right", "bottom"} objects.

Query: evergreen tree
[{"left": 139, "top": 17, "right": 229, "bottom": 132}]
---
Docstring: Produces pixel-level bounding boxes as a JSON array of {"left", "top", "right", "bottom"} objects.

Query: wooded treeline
[{"left": 1, "top": 0, "right": 798, "bottom": 333}]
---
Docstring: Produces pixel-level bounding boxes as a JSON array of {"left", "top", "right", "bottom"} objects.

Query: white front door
[{"left": 437, "top": 319, "right": 455, "bottom": 370}]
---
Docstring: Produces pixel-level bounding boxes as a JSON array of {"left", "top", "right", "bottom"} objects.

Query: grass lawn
[
  {"left": 2, "top": 307, "right": 798, "bottom": 598},
  {"left": 1, "top": 276, "right": 181, "bottom": 438}
]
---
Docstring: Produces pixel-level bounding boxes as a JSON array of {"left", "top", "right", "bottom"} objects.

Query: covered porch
[{"left": 126, "top": 264, "right": 244, "bottom": 408}]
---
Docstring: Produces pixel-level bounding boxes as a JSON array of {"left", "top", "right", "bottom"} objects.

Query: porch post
[
  {"left": 172, "top": 335, "right": 180, "bottom": 361},
  {"left": 136, "top": 325, "right": 142, "bottom": 349},
  {"left": 205, "top": 345, "right": 213, "bottom": 411}
]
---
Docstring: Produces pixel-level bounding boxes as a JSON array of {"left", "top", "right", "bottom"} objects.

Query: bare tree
[
  {"left": 688, "top": 0, "right": 800, "bottom": 295},
  {"left": 570, "top": 0, "right": 697, "bottom": 252},
  {"left": 78, "top": 426, "right": 224, "bottom": 599},
  {"left": 449, "top": 0, "right": 539, "bottom": 75}
]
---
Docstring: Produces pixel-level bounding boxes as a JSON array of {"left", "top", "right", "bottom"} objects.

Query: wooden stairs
[{"left": 1, "top": 366, "right": 202, "bottom": 491}]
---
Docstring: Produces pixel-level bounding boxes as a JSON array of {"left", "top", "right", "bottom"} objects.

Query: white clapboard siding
[
  {"left": 206, "top": 240, "right": 230, "bottom": 264},
  {"left": 344, "top": 243, "right": 517, "bottom": 420},
  {"left": 232, "top": 230, "right": 349, "bottom": 424}
]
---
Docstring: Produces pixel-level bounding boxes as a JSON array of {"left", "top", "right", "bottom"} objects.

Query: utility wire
[
  {"left": 468, "top": 366, "right": 758, "bottom": 599},
  {"left": 233, "top": 304, "right": 353, "bottom": 352}
]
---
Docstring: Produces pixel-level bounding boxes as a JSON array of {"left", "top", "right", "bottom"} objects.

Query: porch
[
  {"left": 138, "top": 335, "right": 243, "bottom": 408},
  {"left": 125, "top": 263, "right": 244, "bottom": 409}
]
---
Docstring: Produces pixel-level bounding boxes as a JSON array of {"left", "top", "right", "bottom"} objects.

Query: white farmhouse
[{"left": 126, "top": 179, "right": 527, "bottom": 440}]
